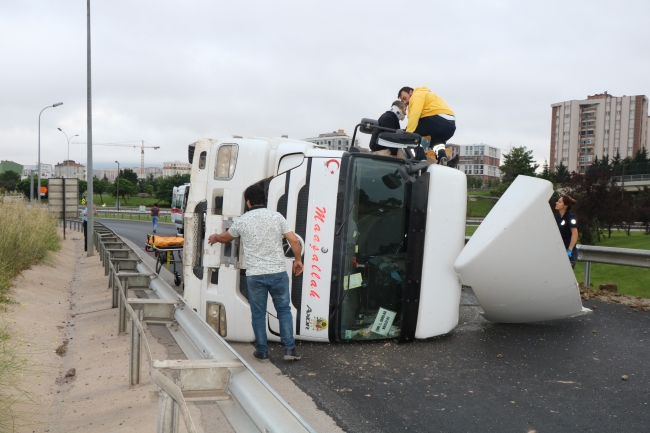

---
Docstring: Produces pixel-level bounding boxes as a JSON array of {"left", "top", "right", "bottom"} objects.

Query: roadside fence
[{"left": 89, "top": 221, "right": 314, "bottom": 433}]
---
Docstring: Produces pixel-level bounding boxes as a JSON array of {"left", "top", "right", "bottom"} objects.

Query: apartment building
[
  {"left": 55, "top": 160, "right": 86, "bottom": 180},
  {"left": 457, "top": 144, "right": 502, "bottom": 182},
  {"left": 550, "top": 92, "right": 649, "bottom": 173},
  {"left": 162, "top": 161, "right": 191, "bottom": 177},
  {"left": 303, "top": 129, "right": 358, "bottom": 151}
]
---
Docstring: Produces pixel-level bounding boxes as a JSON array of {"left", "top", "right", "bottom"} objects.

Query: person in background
[
  {"left": 369, "top": 100, "right": 406, "bottom": 157},
  {"left": 207, "top": 184, "right": 304, "bottom": 362},
  {"left": 398, "top": 86, "right": 456, "bottom": 165},
  {"left": 82, "top": 204, "right": 98, "bottom": 252},
  {"left": 151, "top": 203, "right": 160, "bottom": 233},
  {"left": 555, "top": 195, "right": 578, "bottom": 268}
]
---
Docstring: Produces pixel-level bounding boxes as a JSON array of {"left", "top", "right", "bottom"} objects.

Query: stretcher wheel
[{"left": 174, "top": 272, "right": 182, "bottom": 286}]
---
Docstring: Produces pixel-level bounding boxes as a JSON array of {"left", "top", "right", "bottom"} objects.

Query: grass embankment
[
  {"left": 92, "top": 195, "right": 168, "bottom": 207},
  {"left": 0, "top": 197, "right": 60, "bottom": 429},
  {"left": 573, "top": 231, "right": 650, "bottom": 298},
  {"left": 0, "top": 199, "right": 60, "bottom": 305},
  {"left": 465, "top": 224, "right": 650, "bottom": 298},
  {"left": 467, "top": 197, "right": 496, "bottom": 218}
]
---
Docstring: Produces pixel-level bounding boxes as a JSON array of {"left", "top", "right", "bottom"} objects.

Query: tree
[
  {"left": 634, "top": 186, "right": 650, "bottom": 234},
  {"left": 111, "top": 178, "right": 138, "bottom": 204},
  {"left": 632, "top": 147, "right": 649, "bottom": 164},
  {"left": 156, "top": 174, "right": 190, "bottom": 205},
  {"left": 79, "top": 180, "right": 87, "bottom": 198},
  {"left": 466, "top": 176, "right": 483, "bottom": 189},
  {"left": 120, "top": 168, "right": 139, "bottom": 185},
  {"left": 538, "top": 161, "right": 555, "bottom": 183},
  {"left": 561, "top": 168, "right": 625, "bottom": 244},
  {"left": 93, "top": 177, "right": 109, "bottom": 204},
  {"left": 499, "top": 146, "right": 539, "bottom": 183},
  {"left": 0, "top": 170, "right": 21, "bottom": 191},
  {"left": 554, "top": 162, "right": 570, "bottom": 183},
  {"left": 16, "top": 174, "right": 38, "bottom": 198},
  {"left": 489, "top": 181, "right": 511, "bottom": 197}
]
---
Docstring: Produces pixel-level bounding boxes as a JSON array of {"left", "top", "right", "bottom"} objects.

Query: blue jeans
[
  {"left": 152, "top": 216, "right": 159, "bottom": 231},
  {"left": 246, "top": 272, "right": 295, "bottom": 353}
]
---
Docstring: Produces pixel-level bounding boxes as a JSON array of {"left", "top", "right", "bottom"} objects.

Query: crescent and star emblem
[{"left": 325, "top": 159, "right": 340, "bottom": 174}]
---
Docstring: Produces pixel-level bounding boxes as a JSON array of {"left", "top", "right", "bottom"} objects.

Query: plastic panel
[
  {"left": 415, "top": 165, "right": 467, "bottom": 339},
  {"left": 454, "top": 175, "right": 590, "bottom": 323}
]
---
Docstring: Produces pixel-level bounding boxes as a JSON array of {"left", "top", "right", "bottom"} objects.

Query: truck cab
[{"left": 182, "top": 124, "right": 588, "bottom": 344}]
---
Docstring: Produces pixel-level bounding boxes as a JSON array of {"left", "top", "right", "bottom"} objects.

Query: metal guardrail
[
  {"left": 465, "top": 235, "right": 650, "bottom": 287},
  {"left": 95, "top": 210, "right": 173, "bottom": 222},
  {"left": 89, "top": 222, "right": 315, "bottom": 433}
]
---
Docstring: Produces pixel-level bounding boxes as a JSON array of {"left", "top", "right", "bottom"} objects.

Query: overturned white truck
[{"left": 181, "top": 120, "right": 589, "bottom": 344}]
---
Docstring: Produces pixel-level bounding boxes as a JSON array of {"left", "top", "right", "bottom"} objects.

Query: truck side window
[
  {"left": 214, "top": 144, "right": 238, "bottom": 179},
  {"left": 198, "top": 151, "right": 207, "bottom": 169}
]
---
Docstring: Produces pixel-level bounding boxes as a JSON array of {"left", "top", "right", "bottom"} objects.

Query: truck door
[
  {"left": 265, "top": 155, "right": 307, "bottom": 338},
  {"left": 454, "top": 175, "right": 590, "bottom": 323}
]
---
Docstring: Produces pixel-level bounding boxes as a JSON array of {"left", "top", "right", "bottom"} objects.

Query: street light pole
[
  {"left": 86, "top": 0, "right": 94, "bottom": 257},
  {"left": 57, "top": 128, "right": 79, "bottom": 166},
  {"left": 115, "top": 161, "right": 120, "bottom": 211},
  {"left": 38, "top": 102, "right": 63, "bottom": 203}
]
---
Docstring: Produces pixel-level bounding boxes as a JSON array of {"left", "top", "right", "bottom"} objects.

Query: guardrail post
[
  {"left": 118, "top": 280, "right": 127, "bottom": 335},
  {"left": 110, "top": 265, "right": 119, "bottom": 308},
  {"left": 130, "top": 308, "right": 143, "bottom": 386},
  {"left": 583, "top": 261, "right": 591, "bottom": 288},
  {"left": 158, "top": 391, "right": 179, "bottom": 433}
]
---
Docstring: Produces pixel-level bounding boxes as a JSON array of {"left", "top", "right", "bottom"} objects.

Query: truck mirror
[
  {"left": 381, "top": 172, "right": 402, "bottom": 190},
  {"left": 359, "top": 118, "right": 378, "bottom": 134}
]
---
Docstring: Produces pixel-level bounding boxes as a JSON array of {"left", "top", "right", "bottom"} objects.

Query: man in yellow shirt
[{"left": 398, "top": 86, "right": 456, "bottom": 165}]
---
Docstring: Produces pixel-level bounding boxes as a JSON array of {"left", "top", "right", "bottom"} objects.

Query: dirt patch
[{"left": 579, "top": 283, "right": 650, "bottom": 312}]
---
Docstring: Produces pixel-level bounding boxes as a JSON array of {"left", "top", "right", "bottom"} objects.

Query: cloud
[{"left": 1, "top": 0, "right": 648, "bottom": 170}]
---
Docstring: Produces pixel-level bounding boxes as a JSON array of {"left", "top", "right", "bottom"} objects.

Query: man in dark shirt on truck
[{"left": 368, "top": 100, "right": 406, "bottom": 157}]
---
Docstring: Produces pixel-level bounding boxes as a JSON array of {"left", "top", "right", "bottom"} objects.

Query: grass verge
[
  {"left": 574, "top": 230, "right": 650, "bottom": 298},
  {"left": 92, "top": 195, "right": 168, "bottom": 207},
  {"left": 466, "top": 197, "right": 496, "bottom": 218},
  {"left": 0, "top": 198, "right": 60, "bottom": 306}
]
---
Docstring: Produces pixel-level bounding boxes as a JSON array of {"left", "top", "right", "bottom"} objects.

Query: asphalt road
[
  {"left": 270, "top": 296, "right": 650, "bottom": 433},
  {"left": 98, "top": 218, "right": 177, "bottom": 254},
  {"left": 98, "top": 219, "right": 650, "bottom": 432}
]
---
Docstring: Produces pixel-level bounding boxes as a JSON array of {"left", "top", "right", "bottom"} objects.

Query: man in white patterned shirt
[{"left": 208, "top": 184, "right": 304, "bottom": 362}]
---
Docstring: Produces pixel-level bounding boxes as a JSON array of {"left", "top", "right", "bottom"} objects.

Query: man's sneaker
[
  {"left": 438, "top": 157, "right": 448, "bottom": 166},
  {"left": 253, "top": 350, "right": 269, "bottom": 363},
  {"left": 283, "top": 348, "right": 301, "bottom": 361}
]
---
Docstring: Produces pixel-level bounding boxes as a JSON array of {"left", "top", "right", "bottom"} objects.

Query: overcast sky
[{"left": 1, "top": 1, "right": 649, "bottom": 170}]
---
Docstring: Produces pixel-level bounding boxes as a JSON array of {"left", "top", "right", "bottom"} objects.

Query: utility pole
[{"left": 86, "top": 0, "right": 94, "bottom": 256}]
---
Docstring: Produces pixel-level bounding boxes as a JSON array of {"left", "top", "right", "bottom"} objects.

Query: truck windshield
[{"left": 340, "top": 157, "right": 409, "bottom": 340}]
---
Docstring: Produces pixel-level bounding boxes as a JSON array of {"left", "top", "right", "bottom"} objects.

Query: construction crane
[{"left": 73, "top": 140, "right": 160, "bottom": 178}]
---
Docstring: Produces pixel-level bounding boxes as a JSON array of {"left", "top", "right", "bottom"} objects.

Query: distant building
[
  {"left": 162, "top": 161, "right": 191, "bottom": 177},
  {"left": 457, "top": 144, "right": 502, "bottom": 181},
  {"left": 22, "top": 164, "right": 53, "bottom": 180},
  {"left": 550, "top": 92, "right": 649, "bottom": 173},
  {"left": 55, "top": 160, "right": 86, "bottom": 180},
  {"left": 446, "top": 143, "right": 461, "bottom": 160},
  {"left": 303, "top": 129, "right": 359, "bottom": 151},
  {"left": 93, "top": 169, "right": 117, "bottom": 181},
  {"left": 0, "top": 160, "right": 23, "bottom": 175},
  {"left": 144, "top": 167, "right": 163, "bottom": 178}
]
